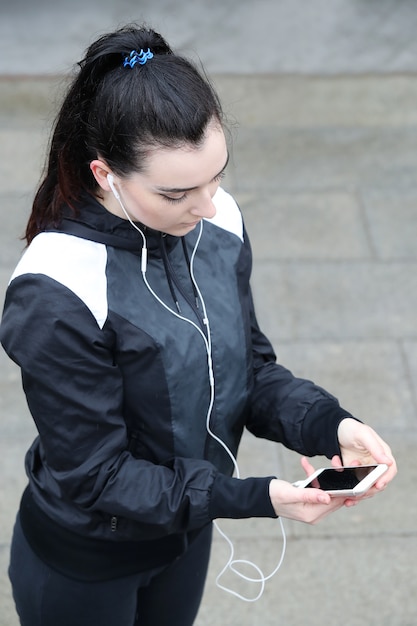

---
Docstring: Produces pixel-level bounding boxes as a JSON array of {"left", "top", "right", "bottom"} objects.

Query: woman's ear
[{"left": 90, "top": 160, "right": 113, "bottom": 191}]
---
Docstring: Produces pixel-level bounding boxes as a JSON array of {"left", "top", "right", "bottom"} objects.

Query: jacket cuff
[
  {"left": 301, "top": 400, "right": 361, "bottom": 459},
  {"left": 208, "top": 475, "right": 277, "bottom": 520}
]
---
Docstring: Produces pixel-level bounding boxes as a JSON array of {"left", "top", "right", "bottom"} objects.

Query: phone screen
[{"left": 305, "top": 465, "right": 379, "bottom": 490}]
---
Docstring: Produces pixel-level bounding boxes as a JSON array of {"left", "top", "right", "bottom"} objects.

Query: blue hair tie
[{"left": 123, "top": 49, "right": 154, "bottom": 68}]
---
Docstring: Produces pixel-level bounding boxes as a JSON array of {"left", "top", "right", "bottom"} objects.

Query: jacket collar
[{"left": 52, "top": 193, "right": 179, "bottom": 256}]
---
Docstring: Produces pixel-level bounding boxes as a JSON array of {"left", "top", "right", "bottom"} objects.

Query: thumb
[
  {"left": 359, "top": 430, "right": 393, "bottom": 465},
  {"left": 296, "top": 485, "right": 331, "bottom": 505}
]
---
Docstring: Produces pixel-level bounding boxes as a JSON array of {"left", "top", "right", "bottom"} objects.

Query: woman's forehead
[{"left": 141, "top": 126, "right": 228, "bottom": 188}]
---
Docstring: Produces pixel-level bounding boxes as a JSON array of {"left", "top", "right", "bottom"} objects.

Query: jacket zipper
[
  {"left": 110, "top": 516, "right": 118, "bottom": 532},
  {"left": 162, "top": 244, "right": 207, "bottom": 335}
]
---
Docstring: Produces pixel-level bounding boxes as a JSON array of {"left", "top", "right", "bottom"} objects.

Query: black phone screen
[{"left": 305, "top": 466, "right": 378, "bottom": 490}]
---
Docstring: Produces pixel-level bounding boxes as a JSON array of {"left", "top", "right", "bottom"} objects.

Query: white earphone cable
[{"left": 107, "top": 177, "right": 287, "bottom": 601}]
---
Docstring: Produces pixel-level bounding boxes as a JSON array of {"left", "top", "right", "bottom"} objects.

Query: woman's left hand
[{"left": 335, "top": 417, "right": 397, "bottom": 494}]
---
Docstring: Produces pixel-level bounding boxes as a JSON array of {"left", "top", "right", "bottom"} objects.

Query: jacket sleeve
[
  {"left": 0, "top": 273, "right": 275, "bottom": 537},
  {"left": 241, "top": 233, "right": 354, "bottom": 460}
]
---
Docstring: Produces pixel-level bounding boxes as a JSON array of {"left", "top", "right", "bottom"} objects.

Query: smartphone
[{"left": 293, "top": 464, "right": 388, "bottom": 497}]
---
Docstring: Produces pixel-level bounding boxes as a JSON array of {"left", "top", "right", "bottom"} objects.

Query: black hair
[{"left": 26, "top": 23, "right": 224, "bottom": 243}]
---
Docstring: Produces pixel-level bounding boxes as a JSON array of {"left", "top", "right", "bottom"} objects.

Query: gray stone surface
[
  {"left": 3, "top": 0, "right": 417, "bottom": 75},
  {"left": 1, "top": 2, "right": 416, "bottom": 625}
]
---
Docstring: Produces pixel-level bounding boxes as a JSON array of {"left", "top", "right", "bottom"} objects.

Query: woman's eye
[
  {"left": 213, "top": 170, "right": 226, "bottom": 183},
  {"left": 161, "top": 170, "right": 226, "bottom": 204},
  {"left": 163, "top": 194, "right": 188, "bottom": 204}
]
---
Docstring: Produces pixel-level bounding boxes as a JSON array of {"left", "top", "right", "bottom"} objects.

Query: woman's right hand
[
  {"left": 268, "top": 478, "right": 346, "bottom": 524},
  {"left": 269, "top": 456, "right": 351, "bottom": 525}
]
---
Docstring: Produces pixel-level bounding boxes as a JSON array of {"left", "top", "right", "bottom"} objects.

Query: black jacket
[{"left": 0, "top": 188, "right": 352, "bottom": 579}]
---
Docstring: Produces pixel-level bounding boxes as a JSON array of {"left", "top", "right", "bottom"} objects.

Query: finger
[
  {"left": 300, "top": 456, "right": 316, "bottom": 476},
  {"left": 354, "top": 426, "right": 394, "bottom": 466},
  {"left": 342, "top": 459, "right": 362, "bottom": 467},
  {"left": 375, "top": 468, "right": 395, "bottom": 490},
  {"left": 358, "top": 434, "right": 397, "bottom": 486},
  {"left": 308, "top": 498, "right": 346, "bottom": 523},
  {"left": 297, "top": 486, "right": 331, "bottom": 505},
  {"left": 365, "top": 440, "right": 393, "bottom": 466},
  {"left": 344, "top": 498, "right": 359, "bottom": 507},
  {"left": 331, "top": 455, "right": 362, "bottom": 468}
]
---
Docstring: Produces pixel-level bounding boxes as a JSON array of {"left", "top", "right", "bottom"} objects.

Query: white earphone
[
  {"left": 107, "top": 173, "right": 118, "bottom": 198},
  {"left": 107, "top": 173, "right": 148, "bottom": 274}
]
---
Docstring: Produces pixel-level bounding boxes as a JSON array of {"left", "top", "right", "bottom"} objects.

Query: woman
[{"left": 0, "top": 24, "right": 396, "bottom": 626}]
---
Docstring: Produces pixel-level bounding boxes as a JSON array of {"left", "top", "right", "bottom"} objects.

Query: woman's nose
[{"left": 190, "top": 192, "right": 217, "bottom": 219}]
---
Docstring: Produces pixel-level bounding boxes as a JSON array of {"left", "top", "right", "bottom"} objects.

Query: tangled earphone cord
[{"left": 214, "top": 516, "right": 287, "bottom": 602}]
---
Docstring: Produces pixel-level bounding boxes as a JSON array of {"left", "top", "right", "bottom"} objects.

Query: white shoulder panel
[
  {"left": 10, "top": 232, "right": 108, "bottom": 329},
  {"left": 206, "top": 187, "right": 244, "bottom": 242}
]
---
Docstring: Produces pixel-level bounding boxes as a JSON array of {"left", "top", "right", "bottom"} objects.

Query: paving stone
[
  {"left": 0, "top": 440, "right": 29, "bottom": 544},
  {"left": 0, "top": 130, "right": 47, "bottom": 194},
  {"left": 199, "top": 533, "right": 415, "bottom": 626},
  {"left": 270, "top": 340, "right": 417, "bottom": 431},
  {"left": 251, "top": 260, "right": 417, "bottom": 341},
  {"left": 238, "top": 191, "right": 371, "bottom": 260},
  {"left": 3, "top": 0, "right": 417, "bottom": 76},
  {"left": 361, "top": 188, "right": 417, "bottom": 259},
  {"left": 0, "top": 193, "right": 31, "bottom": 264},
  {"left": 230, "top": 127, "right": 417, "bottom": 193},
  {"left": 0, "top": 544, "right": 18, "bottom": 626},
  {"left": 215, "top": 75, "right": 417, "bottom": 129}
]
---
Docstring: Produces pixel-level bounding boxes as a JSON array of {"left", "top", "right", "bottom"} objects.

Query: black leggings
[{"left": 9, "top": 515, "right": 213, "bottom": 626}]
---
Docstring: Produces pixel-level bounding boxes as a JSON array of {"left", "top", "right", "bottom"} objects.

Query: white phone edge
[{"left": 293, "top": 463, "right": 389, "bottom": 497}]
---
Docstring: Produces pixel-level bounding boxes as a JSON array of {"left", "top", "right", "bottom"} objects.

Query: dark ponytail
[{"left": 25, "top": 24, "right": 224, "bottom": 244}]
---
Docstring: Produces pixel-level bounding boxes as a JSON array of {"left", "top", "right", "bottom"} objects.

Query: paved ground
[{"left": 0, "top": 1, "right": 416, "bottom": 625}]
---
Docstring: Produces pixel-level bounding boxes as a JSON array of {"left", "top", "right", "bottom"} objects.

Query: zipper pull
[{"left": 110, "top": 516, "right": 118, "bottom": 532}]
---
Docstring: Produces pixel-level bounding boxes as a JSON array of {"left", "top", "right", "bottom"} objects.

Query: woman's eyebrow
[{"left": 155, "top": 153, "right": 229, "bottom": 194}]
